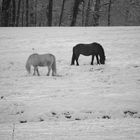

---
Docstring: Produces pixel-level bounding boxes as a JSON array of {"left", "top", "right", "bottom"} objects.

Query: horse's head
[{"left": 100, "top": 56, "right": 106, "bottom": 64}]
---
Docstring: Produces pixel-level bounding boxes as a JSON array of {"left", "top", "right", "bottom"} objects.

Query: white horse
[{"left": 25, "top": 53, "right": 57, "bottom": 76}]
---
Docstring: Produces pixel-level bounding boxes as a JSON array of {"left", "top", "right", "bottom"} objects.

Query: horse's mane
[
  {"left": 100, "top": 46, "right": 106, "bottom": 60},
  {"left": 32, "top": 53, "right": 39, "bottom": 56}
]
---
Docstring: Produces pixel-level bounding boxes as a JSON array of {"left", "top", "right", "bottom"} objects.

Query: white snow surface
[{"left": 0, "top": 27, "right": 140, "bottom": 140}]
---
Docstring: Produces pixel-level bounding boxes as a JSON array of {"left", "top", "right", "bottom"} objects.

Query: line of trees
[{"left": 0, "top": 0, "right": 140, "bottom": 27}]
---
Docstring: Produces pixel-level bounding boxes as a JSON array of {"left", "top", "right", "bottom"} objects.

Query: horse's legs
[
  {"left": 71, "top": 53, "right": 75, "bottom": 65},
  {"left": 52, "top": 66, "right": 56, "bottom": 76},
  {"left": 33, "top": 67, "right": 36, "bottom": 75},
  {"left": 33, "top": 66, "right": 40, "bottom": 76},
  {"left": 75, "top": 54, "right": 80, "bottom": 66},
  {"left": 47, "top": 66, "right": 51, "bottom": 76},
  {"left": 91, "top": 55, "right": 94, "bottom": 65},
  {"left": 36, "top": 67, "right": 40, "bottom": 76},
  {"left": 52, "top": 70, "right": 55, "bottom": 76},
  {"left": 96, "top": 55, "right": 100, "bottom": 64}
]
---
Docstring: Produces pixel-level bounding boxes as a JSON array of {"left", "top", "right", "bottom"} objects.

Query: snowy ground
[{"left": 0, "top": 27, "right": 140, "bottom": 140}]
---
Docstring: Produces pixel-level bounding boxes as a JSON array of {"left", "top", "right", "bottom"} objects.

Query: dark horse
[{"left": 71, "top": 42, "right": 106, "bottom": 66}]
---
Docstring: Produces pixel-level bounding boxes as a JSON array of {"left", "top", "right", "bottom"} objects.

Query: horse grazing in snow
[
  {"left": 25, "top": 53, "right": 57, "bottom": 76},
  {"left": 71, "top": 42, "right": 106, "bottom": 66}
]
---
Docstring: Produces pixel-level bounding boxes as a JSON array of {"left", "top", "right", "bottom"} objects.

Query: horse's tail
[
  {"left": 71, "top": 47, "right": 76, "bottom": 65},
  {"left": 52, "top": 56, "right": 57, "bottom": 75},
  {"left": 25, "top": 57, "right": 31, "bottom": 74}
]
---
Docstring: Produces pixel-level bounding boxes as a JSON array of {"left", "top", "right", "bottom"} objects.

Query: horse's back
[
  {"left": 38, "top": 53, "right": 56, "bottom": 65},
  {"left": 40, "top": 53, "right": 55, "bottom": 61},
  {"left": 73, "top": 42, "right": 101, "bottom": 55},
  {"left": 74, "top": 42, "right": 101, "bottom": 49}
]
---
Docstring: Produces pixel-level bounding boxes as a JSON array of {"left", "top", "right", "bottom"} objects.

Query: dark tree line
[{"left": 0, "top": 0, "right": 140, "bottom": 27}]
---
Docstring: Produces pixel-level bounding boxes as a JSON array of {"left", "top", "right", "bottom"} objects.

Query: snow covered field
[{"left": 0, "top": 27, "right": 140, "bottom": 140}]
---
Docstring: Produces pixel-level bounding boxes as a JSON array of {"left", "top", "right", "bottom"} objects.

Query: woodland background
[{"left": 0, "top": 0, "right": 140, "bottom": 27}]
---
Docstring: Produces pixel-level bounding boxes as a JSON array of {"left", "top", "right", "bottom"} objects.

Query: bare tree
[
  {"left": 16, "top": 0, "right": 21, "bottom": 26},
  {"left": 11, "top": 0, "right": 16, "bottom": 26},
  {"left": 26, "top": 0, "right": 29, "bottom": 26},
  {"left": 93, "top": 0, "right": 100, "bottom": 26},
  {"left": 71, "top": 0, "right": 83, "bottom": 26},
  {"left": 85, "top": 0, "right": 90, "bottom": 26},
  {"left": 47, "top": 0, "right": 53, "bottom": 26},
  {"left": 108, "top": 0, "right": 112, "bottom": 26},
  {"left": 21, "top": 0, "right": 24, "bottom": 26},
  {"left": 82, "top": 0, "right": 85, "bottom": 26},
  {"left": 59, "top": 0, "right": 66, "bottom": 26},
  {"left": 35, "top": 0, "right": 37, "bottom": 26},
  {"left": 0, "top": 1, "right": 2, "bottom": 25},
  {"left": 123, "top": 0, "right": 140, "bottom": 25},
  {"left": 1, "top": 0, "right": 11, "bottom": 26}
]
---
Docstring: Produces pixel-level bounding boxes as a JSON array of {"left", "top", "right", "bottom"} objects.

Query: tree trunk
[
  {"left": 82, "top": 0, "right": 85, "bottom": 26},
  {"left": 93, "top": 0, "right": 100, "bottom": 26},
  {"left": 125, "top": 9, "right": 129, "bottom": 26},
  {"left": 85, "top": 0, "right": 90, "bottom": 26},
  {"left": 21, "top": 0, "right": 24, "bottom": 26},
  {"left": 16, "top": 0, "right": 21, "bottom": 26},
  {"left": 35, "top": 0, "right": 37, "bottom": 26},
  {"left": 0, "top": 2, "right": 1, "bottom": 26},
  {"left": 59, "top": 0, "right": 66, "bottom": 26},
  {"left": 1, "top": 0, "right": 11, "bottom": 26},
  {"left": 108, "top": 0, "right": 112, "bottom": 26},
  {"left": 11, "top": 0, "right": 16, "bottom": 26},
  {"left": 47, "top": 0, "right": 53, "bottom": 26},
  {"left": 26, "top": 0, "right": 29, "bottom": 26},
  {"left": 71, "top": 0, "right": 82, "bottom": 26}
]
